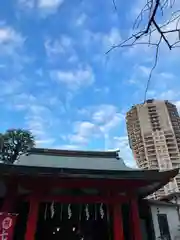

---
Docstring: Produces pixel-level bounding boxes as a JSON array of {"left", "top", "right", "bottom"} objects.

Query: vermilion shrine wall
[{"left": 0, "top": 177, "right": 143, "bottom": 240}]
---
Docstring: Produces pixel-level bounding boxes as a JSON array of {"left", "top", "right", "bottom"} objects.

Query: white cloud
[
  {"left": 146, "top": 88, "right": 180, "bottom": 102},
  {"left": 70, "top": 135, "right": 87, "bottom": 144},
  {"left": 18, "top": 0, "right": 35, "bottom": 8},
  {"left": 19, "top": 0, "right": 64, "bottom": 16},
  {"left": 174, "top": 101, "right": 180, "bottom": 114},
  {"left": 139, "top": 65, "right": 151, "bottom": 77},
  {"left": 94, "top": 87, "right": 109, "bottom": 94},
  {"left": 0, "top": 79, "right": 22, "bottom": 97},
  {"left": 92, "top": 104, "right": 124, "bottom": 133},
  {"left": 76, "top": 13, "right": 87, "bottom": 26},
  {"left": 45, "top": 35, "right": 78, "bottom": 63},
  {"left": 92, "top": 105, "right": 116, "bottom": 123},
  {"left": 70, "top": 121, "right": 100, "bottom": 144},
  {"left": 130, "top": 0, "right": 146, "bottom": 18},
  {"left": 67, "top": 104, "right": 124, "bottom": 147},
  {"left": 45, "top": 39, "right": 64, "bottom": 56},
  {"left": 36, "top": 138, "right": 55, "bottom": 146},
  {"left": 3, "top": 92, "right": 61, "bottom": 147},
  {"left": 159, "top": 72, "right": 175, "bottom": 80},
  {"left": 104, "top": 28, "right": 121, "bottom": 47},
  {"left": 159, "top": 90, "right": 180, "bottom": 100},
  {"left": 56, "top": 144, "right": 80, "bottom": 150},
  {"left": 52, "top": 66, "right": 95, "bottom": 89},
  {"left": 24, "top": 103, "right": 58, "bottom": 148},
  {"left": 82, "top": 27, "right": 121, "bottom": 52},
  {"left": 0, "top": 24, "right": 30, "bottom": 74},
  {"left": 101, "top": 113, "right": 124, "bottom": 133},
  {"left": 111, "top": 136, "right": 137, "bottom": 168},
  {"left": 0, "top": 25, "right": 24, "bottom": 55},
  {"left": 39, "top": 0, "right": 63, "bottom": 9}
]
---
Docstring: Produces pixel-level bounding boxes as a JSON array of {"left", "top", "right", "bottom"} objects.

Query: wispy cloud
[
  {"left": 67, "top": 104, "right": 124, "bottom": 146},
  {"left": 69, "top": 121, "right": 99, "bottom": 144},
  {"left": 0, "top": 23, "right": 25, "bottom": 55},
  {"left": 0, "top": 79, "right": 22, "bottom": 98},
  {"left": 110, "top": 136, "right": 137, "bottom": 168},
  {"left": 83, "top": 27, "right": 121, "bottom": 52},
  {"left": 2, "top": 0, "right": 180, "bottom": 168},
  {"left": 51, "top": 66, "right": 95, "bottom": 89},
  {"left": 76, "top": 13, "right": 87, "bottom": 26},
  {"left": 2, "top": 91, "right": 63, "bottom": 147},
  {"left": 55, "top": 144, "right": 80, "bottom": 150},
  {"left": 45, "top": 35, "right": 78, "bottom": 64},
  {"left": 45, "top": 35, "right": 73, "bottom": 56},
  {"left": 18, "top": 0, "right": 64, "bottom": 16},
  {"left": 92, "top": 104, "right": 124, "bottom": 133}
]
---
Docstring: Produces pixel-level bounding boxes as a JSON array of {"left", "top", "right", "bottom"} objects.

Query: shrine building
[{"left": 0, "top": 148, "right": 178, "bottom": 240}]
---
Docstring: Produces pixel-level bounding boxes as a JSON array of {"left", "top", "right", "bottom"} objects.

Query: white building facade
[{"left": 149, "top": 200, "right": 180, "bottom": 240}]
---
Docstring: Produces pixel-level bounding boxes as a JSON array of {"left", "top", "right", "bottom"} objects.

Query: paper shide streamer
[
  {"left": 85, "top": 204, "right": 90, "bottom": 220},
  {"left": 100, "top": 203, "right": 104, "bottom": 219},
  {"left": 50, "top": 202, "right": 55, "bottom": 219},
  {"left": 68, "top": 204, "right": 72, "bottom": 219}
]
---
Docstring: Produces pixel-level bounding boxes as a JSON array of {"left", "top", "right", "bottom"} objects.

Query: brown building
[{"left": 126, "top": 99, "right": 180, "bottom": 199}]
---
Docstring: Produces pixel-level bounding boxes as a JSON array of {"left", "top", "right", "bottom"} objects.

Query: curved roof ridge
[{"left": 29, "top": 147, "right": 118, "bottom": 158}]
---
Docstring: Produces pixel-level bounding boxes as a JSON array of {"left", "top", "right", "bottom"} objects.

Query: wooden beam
[
  {"left": 130, "top": 198, "right": 142, "bottom": 240},
  {"left": 113, "top": 203, "right": 124, "bottom": 240},
  {"left": 25, "top": 194, "right": 39, "bottom": 240},
  {"left": 25, "top": 194, "right": 129, "bottom": 203},
  {"left": 19, "top": 177, "right": 150, "bottom": 191}
]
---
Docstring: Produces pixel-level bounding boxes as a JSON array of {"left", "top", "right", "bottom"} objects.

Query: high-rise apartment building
[{"left": 126, "top": 99, "right": 180, "bottom": 199}]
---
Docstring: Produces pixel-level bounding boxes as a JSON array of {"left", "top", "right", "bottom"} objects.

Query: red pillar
[
  {"left": 1, "top": 180, "right": 18, "bottom": 212},
  {"left": 130, "top": 198, "right": 142, "bottom": 240},
  {"left": 113, "top": 203, "right": 124, "bottom": 240},
  {"left": 25, "top": 194, "right": 39, "bottom": 240}
]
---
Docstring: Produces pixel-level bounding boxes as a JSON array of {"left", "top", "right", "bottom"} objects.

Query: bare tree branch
[
  {"left": 109, "top": 0, "right": 180, "bottom": 101},
  {"left": 144, "top": 36, "right": 162, "bottom": 100},
  {"left": 112, "top": 0, "right": 117, "bottom": 11}
]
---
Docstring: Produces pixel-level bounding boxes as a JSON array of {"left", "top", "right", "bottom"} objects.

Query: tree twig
[{"left": 107, "top": 0, "right": 179, "bottom": 101}]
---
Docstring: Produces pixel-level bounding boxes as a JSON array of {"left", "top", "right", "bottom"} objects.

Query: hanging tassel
[
  {"left": 100, "top": 203, "right": 104, "bottom": 219},
  {"left": 50, "top": 202, "right": 55, "bottom": 219},
  {"left": 85, "top": 204, "right": 90, "bottom": 220},
  {"left": 44, "top": 203, "right": 48, "bottom": 220},
  {"left": 68, "top": 204, "right": 72, "bottom": 219}
]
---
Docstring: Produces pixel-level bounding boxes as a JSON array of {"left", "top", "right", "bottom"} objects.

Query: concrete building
[
  {"left": 126, "top": 99, "right": 180, "bottom": 198},
  {"left": 149, "top": 199, "right": 180, "bottom": 240}
]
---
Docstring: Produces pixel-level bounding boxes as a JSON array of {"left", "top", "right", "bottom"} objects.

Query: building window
[{"left": 157, "top": 214, "right": 171, "bottom": 240}]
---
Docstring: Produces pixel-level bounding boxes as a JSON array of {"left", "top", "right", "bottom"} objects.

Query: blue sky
[{"left": 0, "top": 0, "right": 180, "bottom": 167}]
